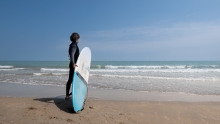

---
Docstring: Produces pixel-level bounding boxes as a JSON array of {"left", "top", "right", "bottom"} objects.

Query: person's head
[{"left": 70, "top": 32, "right": 80, "bottom": 43}]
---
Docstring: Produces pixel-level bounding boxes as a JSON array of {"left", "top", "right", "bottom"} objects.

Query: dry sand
[
  {"left": 1, "top": 82, "right": 220, "bottom": 123},
  {"left": 1, "top": 96, "right": 220, "bottom": 124}
]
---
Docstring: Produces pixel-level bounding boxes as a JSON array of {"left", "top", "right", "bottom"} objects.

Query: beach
[
  {"left": 2, "top": 0, "right": 220, "bottom": 123},
  {"left": 1, "top": 82, "right": 220, "bottom": 124},
  {"left": 1, "top": 61, "right": 220, "bottom": 123},
  {"left": 1, "top": 97, "right": 220, "bottom": 124}
]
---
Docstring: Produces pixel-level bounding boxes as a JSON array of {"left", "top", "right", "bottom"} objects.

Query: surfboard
[{"left": 71, "top": 47, "right": 91, "bottom": 113}]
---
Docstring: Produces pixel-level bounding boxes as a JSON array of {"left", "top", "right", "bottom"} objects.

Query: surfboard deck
[{"left": 71, "top": 47, "right": 91, "bottom": 113}]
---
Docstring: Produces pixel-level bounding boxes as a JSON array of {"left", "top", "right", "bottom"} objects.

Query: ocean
[{"left": 0, "top": 61, "right": 220, "bottom": 95}]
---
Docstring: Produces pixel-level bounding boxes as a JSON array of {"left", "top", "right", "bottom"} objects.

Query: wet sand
[
  {"left": 1, "top": 82, "right": 220, "bottom": 124},
  {"left": 1, "top": 82, "right": 220, "bottom": 102}
]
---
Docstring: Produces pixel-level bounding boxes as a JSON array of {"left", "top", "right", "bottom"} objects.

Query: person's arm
[{"left": 69, "top": 44, "right": 78, "bottom": 68}]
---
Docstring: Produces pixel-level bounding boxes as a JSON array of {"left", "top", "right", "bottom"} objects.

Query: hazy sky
[{"left": 1, "top": 0, "right": 220, "bottom": 61}]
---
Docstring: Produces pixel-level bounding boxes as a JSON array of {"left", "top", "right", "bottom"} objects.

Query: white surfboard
[{"left": 72, "top": 47, "right": 91, "bottom": 112}]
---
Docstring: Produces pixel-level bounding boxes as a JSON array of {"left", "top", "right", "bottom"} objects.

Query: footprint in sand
[
  {"left": 119, "top": 113, "right": 125, "bottom": 116},
  {"left": 28, "top": 107, "right": 36, "bottom": 110},
  {"left": 67, "top": 118, "right": 74, "bottom": 122},
  {"left": 49, "top": 116, "right": 59, "bottom": 119},
  {"left": 89, "top": 106, "right": 94, "bottom": 109}
]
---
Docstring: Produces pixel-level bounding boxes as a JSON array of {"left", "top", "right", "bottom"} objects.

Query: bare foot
[{"left": 65, "top": 96, "right": 70, "bottom": 100}]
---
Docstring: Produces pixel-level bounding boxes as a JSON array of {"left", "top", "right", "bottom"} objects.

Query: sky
[{"left": 0, "top": 0, "right": 220, "bottom": 61}]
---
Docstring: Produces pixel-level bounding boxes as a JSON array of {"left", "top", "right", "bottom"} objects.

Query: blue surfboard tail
[{"left": 72, "top": 72, "right": 88, "bottom": 113}]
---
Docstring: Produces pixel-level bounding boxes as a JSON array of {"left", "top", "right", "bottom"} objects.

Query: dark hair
[{"left": 70, "top": 32, "right": 80, "bottom": 42}]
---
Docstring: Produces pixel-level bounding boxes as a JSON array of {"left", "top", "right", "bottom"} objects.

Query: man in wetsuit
[{"left": 65, "top": 32, "right": 80, "bottom": 100}]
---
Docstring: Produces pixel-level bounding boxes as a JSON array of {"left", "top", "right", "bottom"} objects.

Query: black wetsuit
[{"left": 66, "top": 42, "right": 79, "bottom": 96}]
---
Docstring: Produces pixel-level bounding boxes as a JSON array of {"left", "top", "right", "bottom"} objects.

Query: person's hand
[{"left": 73, "top": 64, "right": 78, "bottom": 68}]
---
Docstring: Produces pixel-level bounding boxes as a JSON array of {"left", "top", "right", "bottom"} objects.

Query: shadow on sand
[{"left": 34, "top": 95, "right": 77, "bottom": 114}]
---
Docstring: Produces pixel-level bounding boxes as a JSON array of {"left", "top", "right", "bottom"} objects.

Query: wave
[
  {"left": 41, "top": 68, "right": 68, "bottom": 72},
  {"left": 33, "top": 72, "right": 68, "bottom": 76},
  {"left": 0, "top": 65, "right": 13, "bottom": 68},
  {"left": 91, "top": 65, "right": 220, "bottom": 69},
  {"left": 91, "top": 65, "right": 187, "bottom": 69},
  {"left": 105, "top": 65, "right": 189, "bottom": 69},
  {"left": 0, "top": 68, "right": 24, "bottom": 71},
  {"left": 90, "top": 74, "right": 220, "bottom": 81},
  {"left": 52, "top": 73, "right": 68, "bottom": 75},
  {"left": 90, "top": 69, "right": 220, "bottom": 73},
  {"left": 33, "top": 73, "right": 49, "bottom": 76},
  {"left": 91, "top": 65, "right": 103, "bottom": 69}
]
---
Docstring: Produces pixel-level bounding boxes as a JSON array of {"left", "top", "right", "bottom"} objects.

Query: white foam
[
  {"left": 0, "top": 68, "right": 24, "bottom": 71},
  {"left": 90, "top": 74, "right": 220, "bottom": 81},
  {"left": 33, "top": 72, "right": 68, "bottom": 76},
  {"left": 41, "top": 68, "right": 68, "bottom": 72},
  {"left": 104, "top": 65, "right": 186, "bottom": 69},
  {"left": 1, "top": 74, "right": 16, "bottom": 76},
  {"left": 90, "top": 69, "right": 220, "bottom": 73},
  {"left": 33, "top": 73, "right": 49, "bottom": 76},
  {"left": 0, "top": 65, "right": 13, "bottom": 68}
]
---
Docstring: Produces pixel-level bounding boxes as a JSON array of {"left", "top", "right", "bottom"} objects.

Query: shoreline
[{"left": 1, "top": 82, "right": 220, "bottom": 102}]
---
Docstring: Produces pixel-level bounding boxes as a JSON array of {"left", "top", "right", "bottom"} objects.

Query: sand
[
  {"left": 1, "top": 97, "right": 220, "bottom": 124},
  {"left": 1, "top": 82, "right": 220, "bottom": 124}
]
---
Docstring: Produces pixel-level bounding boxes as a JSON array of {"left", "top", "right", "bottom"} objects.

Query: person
[{"left": 65, "top": 32, "right": 80, "bottom": 100}]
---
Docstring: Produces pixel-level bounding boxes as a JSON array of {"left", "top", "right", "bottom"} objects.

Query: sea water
[{"left": 0, "top": 61, "right": 220, "bottom": 95}]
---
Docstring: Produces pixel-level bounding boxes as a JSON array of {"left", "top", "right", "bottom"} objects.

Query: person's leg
[{"left": 66, "top": 62, "right": 74, "bottom": 99}]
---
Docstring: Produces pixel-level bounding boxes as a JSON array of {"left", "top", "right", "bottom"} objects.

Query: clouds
[{"left": 81, "top": 21, "right": 220, "bottom": 60}]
